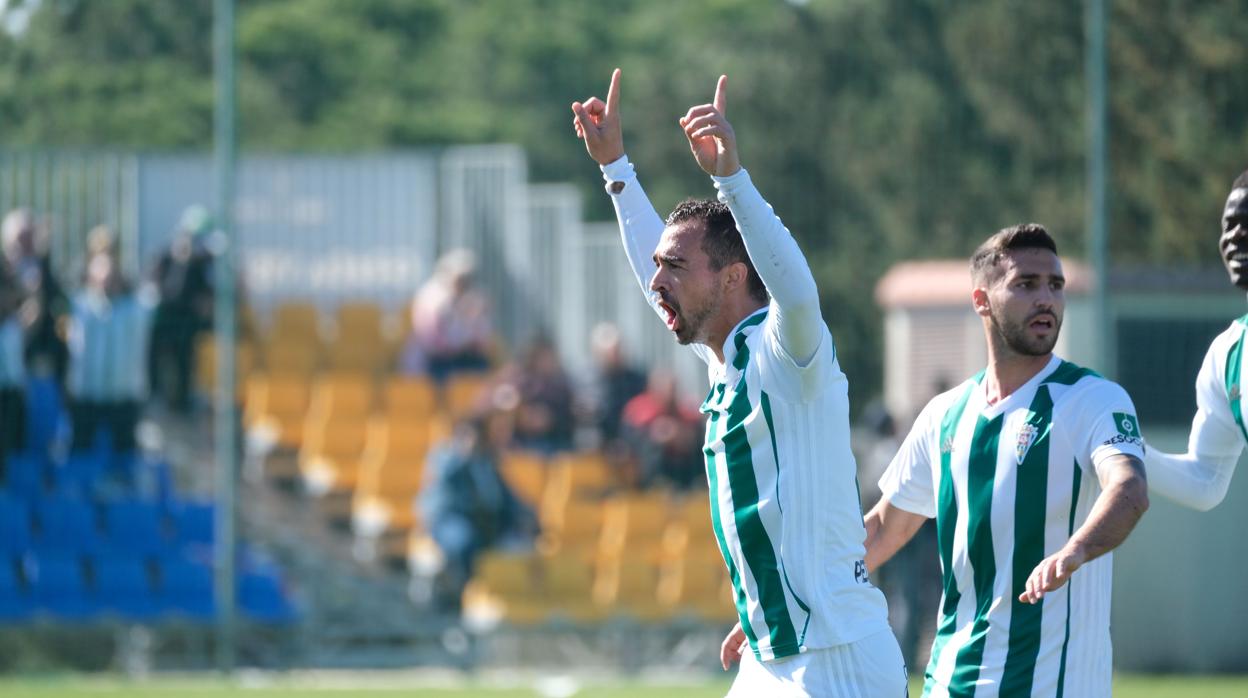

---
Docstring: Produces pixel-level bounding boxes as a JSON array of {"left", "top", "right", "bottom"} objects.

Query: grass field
[{"left": 2, "top": 674, "right": 1248, "bottom": 697}]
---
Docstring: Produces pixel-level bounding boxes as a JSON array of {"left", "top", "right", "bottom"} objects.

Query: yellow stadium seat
[
  {"left": 384, "top": 376, "right": 438, "bottom": 417},
  {"left": 300, "top": 417, "right": 370, "bottom": 497},
  {"left": 263, "top": 340, "right": 321, "bottom": 377},
  {"left": 271, "top": 302, "right": 321, "bottom": 344},
  {"left": 353, "top": 418, "right": 430, "bottom": 538},
  {"left": 604, "top": 555, "right": 665, "bottom": 622},
  {"left": 442, "top": 372, "right": 493, "bottom": 420},
  {"left": 542, "top": 552, "right": 602, "bottom": 622},
  {"left": 607, "top": 495, "right": 674, "bottom": 563},
  {"left": 194, "top": 334, "right": 255, "bottom": 398},
  {"left": 498, "top": 450, "right": 547, "bottom": 508},
  {"left": 334, "top": 302, "right": 383, "bottom": 340},
  {"left": 466, "top": 551, "right": 547, "bottom": 626},
  {"left": 245, "top": 373, "right": 312, "bottom": 450},
  {"left": 550, "top": 452, "right": 617, "bottom": 499},
  {"left": 307, "top": 372, "right": 375, "bottom": 421},
  {"left": 325, "top": 337, "right": 389, "bottom": 374}
]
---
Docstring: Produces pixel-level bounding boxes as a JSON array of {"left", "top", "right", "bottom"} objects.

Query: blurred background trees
[{"left": 3, "top": 0, "right": 1244, "bottom": 407}]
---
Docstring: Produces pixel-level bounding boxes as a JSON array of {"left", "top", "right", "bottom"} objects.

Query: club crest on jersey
[
  {"left": 1016, "top": 422, "right": 1039, "bottom": 464},
  {"left": 1231, "top": 384, "right": 1241, "bottom": 403}
]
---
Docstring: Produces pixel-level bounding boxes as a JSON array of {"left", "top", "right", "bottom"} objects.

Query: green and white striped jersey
[
  {"left": 702, "top": 307, "right": 891, "bottom": 662},
  {"left": 880, "top": 355, "right": 1145, "bottom": 698}
]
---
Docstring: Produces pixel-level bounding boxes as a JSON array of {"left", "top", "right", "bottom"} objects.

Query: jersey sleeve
[
  {"left": 1187, "top": 334, "right": 1247, "bottom": 460},
  {"left": 1069, "top": 380, "right": 1147, "bottom": 479},
  {"left": 878, "top": 403, "right": 939, "bottom": 518},
  {"left": 602, "top": 156, "right": 712, "bottom": 365},
  {"left": 756, "top": 308, "right": 837, "bottom": 403}
]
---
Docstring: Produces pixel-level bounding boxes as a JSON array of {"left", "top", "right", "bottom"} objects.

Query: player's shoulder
[
  {"left": 913, "top": 373, "right": 984, "bottom": 425},
  {"left": 1206, "top": 316, "right": 1248, "bottom": 357},
  {"left": 1044, "top": 358, "right": 1132, "bottom": 409}
]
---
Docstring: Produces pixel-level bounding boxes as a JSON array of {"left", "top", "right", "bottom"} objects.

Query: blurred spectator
[
  {"left": 584, "top": 322, "right": 647, "bottom": 453},
  {"left": 499, "top": 333, "right": 575, "bottom": 454},
  {"left": 420, "top": 409, "right": 538, "bottom": 612},
  {"left": 2, "top": 208, "right": 69, "bottom": 386},
  {"left": 857, "top": 399, "right": 940, "bottom": 671},
  {"left": 0, "top": 257, "right": 26, "bottom": 481},
  {"left": 402, "top": 248, "right": 494, "bottom": 381},
  {"left": 67, "top": 248, "right": 155, "bottom": 457},
  {"left": 621, "top": 369, "right": 704, "bottom": 490},
  {"left": 149, "top": 205, "right": 215, "bottom": 413}
]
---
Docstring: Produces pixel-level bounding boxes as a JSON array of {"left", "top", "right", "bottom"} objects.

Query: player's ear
[
  {"left": 971, "top": 286, "right": 992, "bottom": 317},
  {"left": 724, "top": 261, "right": 748, "bottom": 292}
]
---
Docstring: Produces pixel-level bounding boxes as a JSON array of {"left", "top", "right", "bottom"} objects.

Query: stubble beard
[
  {"left": 991, "top": 308, "right": 1060, "bottom": 358},
  {"left": 674, "top": 292, "right": 720, "bottom": 346}
]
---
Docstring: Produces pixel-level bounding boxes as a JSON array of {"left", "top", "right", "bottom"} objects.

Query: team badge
[
  {"left": 1231, "top": 384, "right": 1241, "bottom": 403},
  {"left": 1016, "top": 422, "right": 1038, "bottom": 464}
]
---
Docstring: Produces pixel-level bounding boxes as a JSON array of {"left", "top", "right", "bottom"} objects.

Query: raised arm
[
  {"left": 679, "top": 75, "right": 823, "bottom": 365},
  {"left": 1019, "top": 454, "right": 1149, "bottom": 604},
  {"left": 572, "top": 70, "right": 667, "bottom": 308}
]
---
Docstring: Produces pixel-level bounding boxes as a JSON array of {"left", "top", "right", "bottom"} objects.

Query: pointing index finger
[
  {"left": 713, "top": 74, "right": 727, "bottom": 114},
  {"left": 606, "top": 68, "right": 621, "bottom": 116}
]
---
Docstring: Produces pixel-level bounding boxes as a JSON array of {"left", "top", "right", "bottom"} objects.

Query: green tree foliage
[{"left": 1, "top": 0, "right": 1244, "bottom": 405}]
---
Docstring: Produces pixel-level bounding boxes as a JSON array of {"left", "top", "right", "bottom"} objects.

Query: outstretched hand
[
  {"left": 1019, "top": 544, "right": 1087, "bottom": 604},
  {"left": 571, "top": 68, "right": 625, "bottom": 166},
  {"left": 679, "top": 75, "right": 740, "bottom": 177}
]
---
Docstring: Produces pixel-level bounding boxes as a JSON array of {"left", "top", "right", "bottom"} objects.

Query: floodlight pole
[
  {"left": 213, "top": 0, "right": 239, "bottom": 675},
  {"left": 1086, "top": 0, "right": 1110, "bottom": 373}
]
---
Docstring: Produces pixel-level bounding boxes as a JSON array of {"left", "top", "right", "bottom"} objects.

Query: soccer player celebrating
[
  {"left": 572, "top": 70, "right": 906, "bottom": 696},
  {"left": 1144, "top": 170, "right": 1248, "bottom": 511},
  {"left": 864, "top": 224, "right": 1150, "bottom": 697}
]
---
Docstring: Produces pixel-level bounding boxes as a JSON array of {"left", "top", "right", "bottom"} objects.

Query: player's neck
[
  {"left": 983, "top": 346, "right": 1053, "bottom": 406},
  {"left": 705, "top": 299, "right": 769, "bottom": 364}
]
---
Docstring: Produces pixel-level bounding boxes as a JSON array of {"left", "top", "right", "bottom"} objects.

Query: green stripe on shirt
[
  {"left": 947, "top": 411, "right": 1004, "bottom": 696},
  {"left": 999, "top": 384, "right": 1056, "bottom": 695},
  {"left": 923, "top": 374, "right": 982, "bottom": 696}
]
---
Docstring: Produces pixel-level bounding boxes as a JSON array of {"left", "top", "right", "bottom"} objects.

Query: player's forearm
[
  {"left": 602, "top": 155, "right": 666, "bottom": 298},
  {"left": 862, "top": 500, "right": 925, "bottom": 574},
  {"left": 712, "top": 169, "right": 822, "bottom": 363},
  {"left": 1144, "top": 447, "right": 1237, "bottom": 512},
  {"left": 1066, "top": 467, "right": 1149, "bottom": 564}
]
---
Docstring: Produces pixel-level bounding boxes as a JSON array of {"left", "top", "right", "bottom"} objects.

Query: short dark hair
[
  {"left": 1232, "top": 169, "right": 1248, "bottom": 191},
  {"left": 970, "top": 223, "right": 1058, "bottom": 284},
  {"left": 665, "top": 198, "right": 767, "bottom": 302}
]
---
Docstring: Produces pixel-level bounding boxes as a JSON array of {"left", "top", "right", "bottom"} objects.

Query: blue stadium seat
[
  {"left": 0, "top": 494, "right": 32, "bottom": 555},
  {"left": 238, "top": 569, "right": 298, "bottom": 625},
  {"left": 53, "top": 450, "right": 109, "bottom": 495},
  {"left": 33, "top": 496, "right": 100, "bottom": 554},
  {"left": 103, "top": 499, "right": 170, "bottom": 559},
  {"left": 170, "top": 500, "right": 215, "bottom": 549},
  {"left": 24, "top": 377, "right": 65, "bottom": 455},
  {"left": 156, "top": 557, "right": 215, "bottom": 621},
  {"left": 27, "top": 552, "right": 97, "bottom": 620},
  {"left": 4, "top": 451, "right": 46, "bottom": 498},
  {"left": 95, "top": 556, "right": 157, "bottom": 621},
  {"left": 0, "top": 556, "right": 32, "bottom": 623}
]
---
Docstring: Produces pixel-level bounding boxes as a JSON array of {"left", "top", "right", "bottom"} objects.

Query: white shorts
[{"left": 726, "top": 629, "right": 908, "bottom": 698}]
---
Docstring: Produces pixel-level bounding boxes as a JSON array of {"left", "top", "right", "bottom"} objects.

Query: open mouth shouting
[{"left": 658, "top": 298, "right": 682, "bottom": 334}]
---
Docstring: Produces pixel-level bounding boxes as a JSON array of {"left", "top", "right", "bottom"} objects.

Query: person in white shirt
[
  {"left": 865, "top": 224, "right": 1150, "bottom": 697},
  {"left": 1145, "top": 169, "right": 1248, "bottom": 511},
  {"left": 572, "top": 69, "right": 905, "bottom": 697}
]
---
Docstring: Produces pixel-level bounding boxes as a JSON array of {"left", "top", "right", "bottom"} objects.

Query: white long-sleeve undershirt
[
  {"left": 1145, "top": 328, "right": 1244, "bottom": 511},
  {"left": 712, "top": 168, "right": 823, "bottom": 366},
  {"left": 601, "top": 155, "right": 823, "bottom": 367}
]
